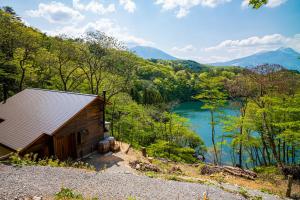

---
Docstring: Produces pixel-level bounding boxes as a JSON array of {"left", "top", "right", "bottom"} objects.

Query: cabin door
[{"left": 55, "top": 133, "right": 76, "bottom": 160}]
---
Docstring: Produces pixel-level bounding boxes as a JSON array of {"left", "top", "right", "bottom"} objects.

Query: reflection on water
[{"left": 173, "top": 101, "right": 239, "bottom": 165}]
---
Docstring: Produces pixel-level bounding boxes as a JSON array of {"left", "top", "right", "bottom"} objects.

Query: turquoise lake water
[{"left": 172, "top": 101, "right": 239, "bottom": 164}]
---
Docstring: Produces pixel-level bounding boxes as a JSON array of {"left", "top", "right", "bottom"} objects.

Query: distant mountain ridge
[
  {"left": 211, "top": 48, "right": 300, "bottom": 71},
  {"left": 130, "top": 46, "right": 178, "bottom": 60}
]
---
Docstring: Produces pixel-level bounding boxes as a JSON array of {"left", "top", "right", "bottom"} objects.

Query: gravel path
[{"left": 0, "top": 164, "right": 281, "bottom": 200}]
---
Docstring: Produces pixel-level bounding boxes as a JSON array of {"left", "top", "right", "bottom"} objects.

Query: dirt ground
[{"left": 84, "top": 141, "right": 300, "bottom": 199}]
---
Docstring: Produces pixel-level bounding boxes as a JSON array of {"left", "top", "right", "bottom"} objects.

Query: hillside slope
[{"left": 211, "top": 48, "right": 300, "bottom": 70}]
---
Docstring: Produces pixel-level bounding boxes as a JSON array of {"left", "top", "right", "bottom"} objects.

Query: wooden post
[
  {"left": 141, "top": 147, "right": 147, "bottom": 157},
  {"left": 102, "top": 90, "right": 106, "bottom": 132},
  {"left": 286, "top": 175, "right": 293, "bottom": 197}
]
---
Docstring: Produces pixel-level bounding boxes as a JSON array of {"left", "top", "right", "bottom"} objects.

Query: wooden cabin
[{"left": 0, "top": 88, "right": 107, "bottom": 160}]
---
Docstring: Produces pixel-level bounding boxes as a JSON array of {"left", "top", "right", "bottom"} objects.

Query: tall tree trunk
[
  {"left": 238, "top": 103, "right": 247, "bottom": 168},
  {"left": 210, "top": 110, "right": 218, "bottom": 165},
  {"left": 278, "top": 139, "right": 281, "bottom": 162},
  {"left": 261, "top": 104, "right": 283, "bottom": 168},
  {"left": 292, "top": 144, "right": 295, "bottom": 164},
  {"left": 239, "top": 128, "right": 243, "bottom": 167},
  {"left": 19, "top": 67, "right": 25, "bottom": 91},
  {"left": 259, "top": 147, "right": 267, "bottom": 166},
  {"left": 220, "top": 133, "right": 224, "bottom": 165},
  {"left": 283, "top": 141, "right": 286, "bottom": 164},
  {"left": 254, "top": 147, "right": 262, "bottom": 166},
  {"left": 286, "top": 146, "right": 289, "bottom": 164},
  {"left": 261, "top": 135, "right": 270, "bottom": 165}
]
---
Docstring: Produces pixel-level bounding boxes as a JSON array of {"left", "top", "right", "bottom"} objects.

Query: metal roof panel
[{"left": 0, "top": 89, "right": 98, "bottom": 151}]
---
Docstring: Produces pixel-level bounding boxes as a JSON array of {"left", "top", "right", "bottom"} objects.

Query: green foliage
[
  {"left": 238, "top": 188, "right": 251, "bottom": 199},
  {"left": 126, "top": 196, "right": 137, "bottom": 200},
  {"left": 55, "top": 187, "right": 83, "bottom": 200},
  {"left": 253, "top": 166, "right": 281, "bottom": 175},
  {"left": 194, "top": 71, "right": 228, "bottom": 164},
  {"left": 109, "top": 93, "right": 206, "bottom": 163},
  {"left": 248, "top": 0, "right": 268, "bottom": 9},
  {"left": 8, "top": 153, "right": 95, "bottom": 170},
  {"left": 147, "top": 140, "right": 199, "bottom": 163},
  {"left": 0, "top": 9, "right": 207, "bottom": 164},
  {"left": 3, "top": 7, "right": 300, "bottom": 169}
]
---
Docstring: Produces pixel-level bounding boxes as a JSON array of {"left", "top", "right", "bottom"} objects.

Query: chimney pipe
[
  {"left": 2, "top": 84, "right": 8, "bottom": 104},
  {"left": 102, "top": 90, "right": 106, "bottom": 131}
]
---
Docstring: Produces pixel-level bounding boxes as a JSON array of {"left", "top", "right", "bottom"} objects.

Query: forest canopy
[
  {"left": 0, "top": 6, "right": 299, "bottom": 168},
  {"left": 0, "top": 7, "right": 206, "bottom": 163}
]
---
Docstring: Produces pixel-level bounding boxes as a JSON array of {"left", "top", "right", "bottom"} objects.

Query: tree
[
  {"left": 194, "top": 72, "right": 227, "bottom": 165},
  {"left": 224, "top": 74, "right": 254, "bottom": 167},
  {"left": 13, "top": 27, "right": 42, "bottom": 91},
  {"left": 49, "top": 37, "right": 82, "bottom": 91},
  {"left": 239, "top": 65, "right": 299, "bottom": 168},
  {"left": 102, "top": 50, "right": 138, "bottom": 101},
  {"left": 248, "top": 0, "right": 268, "bottom": 9}
]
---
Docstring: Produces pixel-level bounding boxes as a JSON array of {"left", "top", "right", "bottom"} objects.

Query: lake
[{"left": 172, "top": 101, "right": 239, "bottom": 165}]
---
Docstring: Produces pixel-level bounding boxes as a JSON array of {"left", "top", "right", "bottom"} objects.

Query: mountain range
[
  {"left": 130, "top": 46, "right": 177, "bottom": 60},
  {"left": 130, "top": 46, "right": 300, "bottom": 71},
  {"left": 211, "top": 48, "right": 300, "bottom": 70}
]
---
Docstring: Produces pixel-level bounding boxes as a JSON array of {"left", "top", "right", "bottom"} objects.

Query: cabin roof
[{"left": 0, "top": 88, "right": 103, "bottom": 151}]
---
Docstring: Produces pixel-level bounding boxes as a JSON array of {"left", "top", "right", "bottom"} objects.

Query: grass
[
  {"left": 260, "top": 188, "right": 273, "bottom": 195},
  {"left": 145, "top": 171, "right": 157, "bottom": 178},
  {"left": 55, "top": 187, "right": 98, "bottom": 200},
  {"left": 5, "top": 153, "right": 96, "bottom": 170},
  {"left": 238, "top": 187, "right": 251, "bottom": 199},
  {"left": 55, "top": 187, "right": 83, "bottom": 200},
  {"left": 126, "top": 196, "right": 137, "bottom": 200}
]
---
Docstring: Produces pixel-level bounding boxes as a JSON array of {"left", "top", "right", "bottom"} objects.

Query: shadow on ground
[{"left": 83, "top": 152, "right": 124, "bottom": 171}]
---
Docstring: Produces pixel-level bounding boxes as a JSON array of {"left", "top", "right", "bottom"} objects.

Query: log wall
[{"left": 52, "top": 98, "right": 104, "bottom": 159}]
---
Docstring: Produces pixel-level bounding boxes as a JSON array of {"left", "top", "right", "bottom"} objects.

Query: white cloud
[
  {"left": 45, "top": 18, "right": 154, "bottom": 46},
  {"left": 73, "top": 0, "right": 115, "bottom": 14},
  {"left": 204, "top": 34, "right": 289, "bottom": 52},
  {"left": 26, "top": 1, "right": 84, "bottom": 24},
  {"left": 172, "top": 44, "right": 196, "bottom": 52},
  {"left": 155, "top": 0, "right": 231, "bottom": 18},
  {"left": 200, "top": 33, "right": 300, "bottom": 63},
  {"left": 241, "top": 0, "right": 287, "bottom": 8},
  {"left": 119, "top": 0, "right": 136, "bottom": 13}
]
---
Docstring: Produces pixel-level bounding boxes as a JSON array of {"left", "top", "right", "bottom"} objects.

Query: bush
[
  {"left": 253, "top": 166, "right": 281, "bottom": 175},
  {"left": 7, "top": 153, "right": 95, "bottom": 170},
  {"left": 147, "top": 140, "right": 198, "bottom": 163},
  {"left": 55, "top": 187, "right": 83, "bottom": 200}
]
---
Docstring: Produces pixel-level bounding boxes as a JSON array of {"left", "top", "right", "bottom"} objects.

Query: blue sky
[{"left": 1, "top": 0, "right": 300, "bottom": 63}]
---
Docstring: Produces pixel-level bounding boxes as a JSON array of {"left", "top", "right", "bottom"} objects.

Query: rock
[
  {"left": 200, "top": 165, "right": 223, "bottom": 175},
  {"left": 192, "top": 163, "right": 200, "bottom": 167},
  {"left": 129, "top": 160, "right": 161, "bottom": 172},
  {"left": 148, "top": 157, "right": 154, "bottom": 163},
  {"left": 32, "top": 196, "right": 42, "bottom": 200},
  {"left": 136, "top": 164, "right": 141, "bottom": 170},
  {"left": 157, "top": 157, "right": 170, "bottom": 163},
  {"left": 169, "top": 166, "right": 182, "bottom": 174}
]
